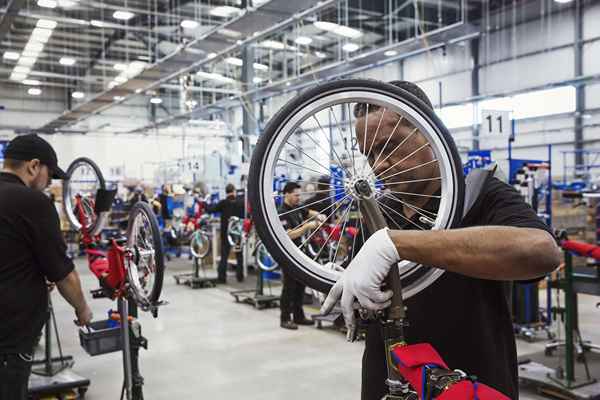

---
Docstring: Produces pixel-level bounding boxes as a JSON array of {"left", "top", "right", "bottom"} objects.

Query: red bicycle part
[{"left": 561, "top": 240, "right": 600, "bottom": 261}]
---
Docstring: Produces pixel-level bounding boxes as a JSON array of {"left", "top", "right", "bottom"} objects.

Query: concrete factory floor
[{"left": 41, "top": 257, "right": 600, "bottom": 400}]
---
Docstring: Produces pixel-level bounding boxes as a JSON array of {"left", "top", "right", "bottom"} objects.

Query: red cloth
[
  {"left": 104, "top": 241, "right": 126, "bottom": 289},
  {"left": 390, "top": 343, "right": 510, "bottom": 399},
  {"left": 561, "top": 240, "right": 600, "bottom": 260}
]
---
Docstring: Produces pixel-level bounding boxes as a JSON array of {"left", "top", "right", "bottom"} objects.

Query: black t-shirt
[
  {"left": 363, "top": 177, "right": 553, "bottom": 400},
  {"left": 278, "top": 202, "right": 309, "bottom": 246},
  {"left": 0, "top": 173, "right": 74, "bottom": 354},
  {"left": 207, "top": 195, "right": 245, "bottom": 237}
]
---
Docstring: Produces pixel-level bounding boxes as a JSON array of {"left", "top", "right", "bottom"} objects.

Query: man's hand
[
  {"left": 320, "top": 229, "right": 400, "bottom": 339},
  {"left": 75, "top": 304, "right": 93, "bottom": 326},
  {"left": 304, "top": 220, "right": 320, "bottom": 231},
  {"left": 315, "top": 214, "right": 327, "bottom": 223}
]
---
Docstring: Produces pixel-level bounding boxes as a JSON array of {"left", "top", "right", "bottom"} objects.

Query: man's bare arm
[{"left": 388, "top": 226, "right": 560, "bottom": 280}]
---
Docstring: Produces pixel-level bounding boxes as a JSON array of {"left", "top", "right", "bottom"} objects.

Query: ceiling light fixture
[
  {"left": 294, "top": 36, "right": 313, "bottom": 45},
  {"left": 260, "top": 40, "right": 286, "bottom": 50},
  {"left": 114, "top": 76, "right": 128, "bottom": 83},
  {"left": 225, "top": 57, "right": 243, "bottom": 66},
  {"left": 150, "top": 97, "right": 162, "bottom": 104},
  {"left": 253, "top": 63, "right": 268, "bottom": 71},
  {"left": 207, "top": 52, "right": 217, "bottom": 59},
  {"left": 342, "top": 43, "right": 360, "bottom": 52},
  {"left": 25, "top": 42, "right": 44, "bottom": 53},
  {"left": 28, "top": 87, "right": 42, "bottom": 96},
  {"left": 3, "top": 51, "right": 20, "bottom": 60},
  {"left": 36, "top": 19, "right": 57, "bottom": 29},
  {"left": 180, "top": 20, "right": 199, "bottom": 29},
  {"left": 23, "top": 79, "right": 41, "bottom": 85},
  {"left": 384, "top": 50, "right": 398, "bottom": 57},
  {"left": 57, "top": 0, "right": 78, "bottom": 6},
  {"left": 113, "top": 96, "right": 125, "bottom": 101},
  {"left": 59, "top": 57, "right": 76, "bottom": 66},
  {"left": 37, "top": 0, "right": 57, "bottom": 8},
  {"left": 113, "top": 10, "right": 135, "bottom": 20},
  {"left": 13, "top": 66, "right": 31, "bottom": 74},
  {"left": 210, "top": 6, "right": 242, "bottom": 18},
  {"left": 90, "top": 20, "right": 106, "bottom": 27},
  {"left": 18, "top": 57, "right": 37, "bottom": 66},
  {"left": 113, "top": 63, "right": 128, "bottom": 71},
  {"left": 315, "top": 51, "right": 327, "bottom": 58},
  {"left": 9, "top": 73, "right": 27, "bottom": 81},
  {"left": 71, "top": 91, "right": 85, "bottom": 99},
  {"left": 313, "top": 21, "right": 363, "bottom": 39},
  {"left": 196, "top": 71, "right": 236, "bottom": 84},
  {"left": 252, "top": 77, "right": 262, "bottom": 84}
]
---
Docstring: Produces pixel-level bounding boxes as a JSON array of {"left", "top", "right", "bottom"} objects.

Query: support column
[
  {"left": 470, "top": 37, "right": 480, "bottom": 151},
  {"left": 574, "top": 0, "right": 585, "bottom": 168},
  {"left": 241, "top": 45, "right": 256, "bottom": 163}
]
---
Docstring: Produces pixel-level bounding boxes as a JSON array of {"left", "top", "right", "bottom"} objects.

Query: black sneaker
[
  {"left": 294, "top": 318, "right": 314, "bottom": 326},
  {"left": 280, "top": 321, "right": 298, "bottom": 330}
]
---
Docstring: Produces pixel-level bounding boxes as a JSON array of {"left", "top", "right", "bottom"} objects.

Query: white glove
[{"left": 320, "top": 228, "right": 400, "bottom": 336}]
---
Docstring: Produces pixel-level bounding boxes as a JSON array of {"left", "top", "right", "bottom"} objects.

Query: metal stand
[
  {"left": 231, "top": 268, "right": 280, "bottom": 309},
  {"left": 519, "top": 251, "right": 600, "bottom": 399},
  {"left": 29, "top": 296, "right": 90, "bottom": 398},
  {"left": 174, "top": 256, "right": 219, "bottom": 288},
  {"left": 118, "top": 297, "right": 148, "bottom": 400}
]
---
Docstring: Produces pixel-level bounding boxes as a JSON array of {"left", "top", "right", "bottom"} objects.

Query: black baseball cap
[{"left": 4, "top": 134, "right": 68, "bottom": 179}]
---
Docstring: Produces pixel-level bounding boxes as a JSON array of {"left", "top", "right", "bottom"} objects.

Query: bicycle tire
[
  {"left": 63, "top": 157, "right": 107, "bottom": 236},
  {"left": 248, "top": 79, "right": 464, "bottom": 296},
  {"left": 126, "top": 201, "right": 165, "bottom": 306}
]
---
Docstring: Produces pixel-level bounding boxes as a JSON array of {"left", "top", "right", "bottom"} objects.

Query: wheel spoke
[
  {"left": 380, "top": 192, "right": 438, "bottom": 220},
  {"left": 376, "top": 198, "right": 425, "bottom": 230},
  {"left": 279, "top": 192, "right": 343, "bottom": 217},
  {"left": 299, "top": 194, "right": 351, "bottom": 251},
  {"left": 369, "top": 127, "right": 417, "bottom": 176},
  {"left": 313, "top": 200, "right": 353, "bottom": 262},
  {"left": 383, "top": 177, "right": 441, "bottom": 186},
  {"left": 373, "top": 142, "right": 431, "bottom": 181},
  {"left": 276, "top": 158, "right": 330, "bottom": 177},
  {"left": 272, "top": 188, "right": 332, "bottom": 197},
  {"left": 361, "top": 107, "right": 386, "bottom": 175},
  {"left": 345, "top": 103, "right": 358, "bottom": 177},
  {"left": 383, "top": 190, "right": 441, "bottom": 199},
  {"left": 285, "top": 141, "right": 338, "bottom": 178},
  {"left": 313, "top": 112, "right": 353, "bottom": 177},
  {"left": 287, "top": 193, "right": 351, "bottom": 233},
  {"left": 378, "top": 205, "right": 405, "bottom": 230},
  {"left": 332, "top": 199, "right": 354, "bottom": 264},
  {"left": 378, "top": 159, "right": 439, "bottom": 182},
  {"left": 300, "top": 121, "right": 351, "bottom": 178}
]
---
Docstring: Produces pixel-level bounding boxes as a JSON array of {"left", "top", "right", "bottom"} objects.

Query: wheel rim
[
  {"left": 254, "top": 86, "right": 461, "bottom": 298},
  {"left": 63, "top": 160, "right": 103, "bottom": 233},
  {"left": 256, "top": 242, "right": 278, "bottom": 272},
  {"left": 127, "top": 209, "right": 158, "bottom": 305},
  {"left": 190, "top": 230, "right": 210, "bottom": 259},
  {"left": 227, "top": 217, "right": 243, "bottom": 248}
]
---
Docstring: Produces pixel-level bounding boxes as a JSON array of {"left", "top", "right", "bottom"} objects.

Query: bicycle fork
[{"left": 355, "top": 181, "right": 417, "bottom": 400}]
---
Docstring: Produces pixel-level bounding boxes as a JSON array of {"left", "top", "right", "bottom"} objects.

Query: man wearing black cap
[{"left": 0, "top": 134, "right": 93, "bottom": 399}]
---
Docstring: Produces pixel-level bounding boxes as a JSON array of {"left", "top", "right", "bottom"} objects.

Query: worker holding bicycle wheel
[
  {"left": 279, "top": 182, "right": 327, "bottom": 330},
  {"left": 321, "top": 82, "right": 561, "bottom": 399},
  {"left": 0, "top": 135, "right": 92, "bottom": 400}
]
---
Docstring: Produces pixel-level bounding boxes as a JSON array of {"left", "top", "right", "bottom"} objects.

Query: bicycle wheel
[
  {"left": 248, "top": 79, "right": 464, "bottom": 297},
  {"left": 63, "top": 157, "right": 107, "bottom": 236},
  {"left": 255, "top": 241, "right": 279, "bottom": 272},
  {"left": 126, "top": 201, "right": 165, "bottom": 307},
  {"left": 227, "top": 216, "right": 243, "bottom": 248},
  {"left": 190, "top": 229, "right": 211, "bottom": 259}
]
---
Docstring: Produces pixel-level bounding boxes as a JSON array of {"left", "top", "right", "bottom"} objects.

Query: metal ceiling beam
[{"left": 0, "top": 0, "right": 27, "bottom": 44}]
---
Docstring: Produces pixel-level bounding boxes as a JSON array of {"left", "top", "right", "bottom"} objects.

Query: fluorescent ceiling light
[
  {"left": 113, "top": 63, "right": 128, "bottom": 71},
  {"left": 22, "top": 51, "right": 41, "bottom": 58},
  {"left": 23, "top": 79, "right": 41, "bottom": 85},
  {"left": 196, "top": 71, "right": 236, "bottom": 84},
  {"left": 285, "top": 82, "right": 291, "bottom": 86},
  {"left": 253, "top": 63, "right": 268, "bottom": 71},
  {"left": 150, "top": 97, "right": 162, "bottom": 104},
  {"left": 225, "top": 57, "right": 243, "bottom": 66},
  {"left": 108, "top": 81, "right": 118, "bottom": 89},
  {"left": 217, "top": 28, "right": 242, "bottom": 38},
  {"left": 25, "top": 42, "right": 44, "bottom": 53},
  {"left": 71, "top": 91, "right": 85, "bottom": 99},
  {"left": 37, "top": 0, "right": 57, "bottom": 8},
  {"left": 554, "top": 0, "right": 572, "bottom": 3},
  {"left": 137, "top": 55, "right": 150, "bottom": 61},
  {"left": 135, "top": 88, "right": 142, "bottom": 93},
  {"left": 10, "top": 73, "right": 27, "bottom": 81},
  {"left": 294, "top": 36, "right": 313, "bottom": 45},
  {"left": 113, "top": 10, "right": 135, "bottom": 20},
  {"left": 210, "top": 6, "right": 241, "bottom": 18},
  {"left": 58, "top": 0, "right": 78, "bottom": 6},
  {"left": 28, "top": 88, "right": 42, "bottom": 96},
  {"left": 342, "top": 43, "right": 360, "bottom": 52},
  {"left": 180, "top": 20, "right": 199, "bottom": 29},
  {"left": 113, "top": 96, "right": 125, "bottom": 101},
  {"left": 207, "top": 52, "right": 217, "bottom": 59},
  {"left": 252, "top": 77, "right": 262, "bottom": 84},
  {"left": 114, "top": 76, "right": 128, "bottom": 83},
  {"left": 384, "top": 50, "right": 397, "bottom": 57},
  {"left": 260, "top": 40, "right": 285, "bottom": 50},
  {"left": 315, "top": 51, "right": 327, "bottom": 58},
  {"left": 3, "top": 51, "right": 20, "bottom": 60},
  {"left": 31, "top": 28, "right": 53, "bottom": 38},
  {"left": 18, "top": 57, "right": 37, "bottom": 66},
  {"left": 59, "top": 57, "right": 76, "bottom": 66},
  {"left": 128, "top": 61, "right": 146, "bottom": 71},
  {"left": 13, "top": 66, "right": 31, "bottom": 74},
  {"left": 313, "top": 21, "right": 363, "bottom": 39},
  {"left": 36, "top": 19, "right": 57, "bottom": 29},
  {"left": 90, "top": 20, "right": 106, "bottom": 27}
]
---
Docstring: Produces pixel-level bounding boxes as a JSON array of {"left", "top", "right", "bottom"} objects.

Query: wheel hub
[{"left": 345, "top": 176, "right": 377, "bottom": 200}]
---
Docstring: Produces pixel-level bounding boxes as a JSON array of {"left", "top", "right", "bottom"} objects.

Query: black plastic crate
[{"left": 79, "top": 319, "right": 122, "bottom": 356}]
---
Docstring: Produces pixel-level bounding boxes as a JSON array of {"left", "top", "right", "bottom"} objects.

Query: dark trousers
[
  {"left": 362, "top": 323, "right": 387, "bottom": 400},
  {"left": 0, "top": 353, "right": 32, "bottom": 400},
  {"left": 219, "top": 236, "right": 243, "bottom": 282},
  {"left": 280, "top": 270, "right": 306, "bottom": 322}
]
